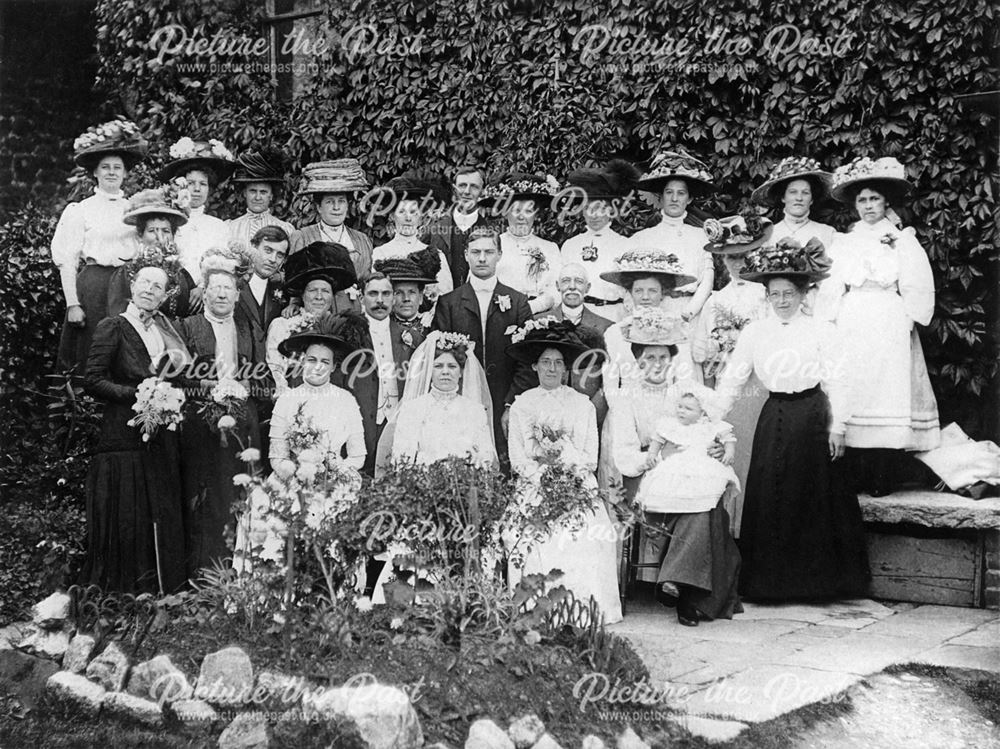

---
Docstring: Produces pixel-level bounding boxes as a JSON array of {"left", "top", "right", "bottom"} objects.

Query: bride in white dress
[{"left": 505, "top": 320, "right": 623, "bottom": 624}]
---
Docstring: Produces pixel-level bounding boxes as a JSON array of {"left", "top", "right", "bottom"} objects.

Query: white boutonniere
[
  {"left": 504, "top": 324, "right": 518, "bottom": 336},
  {"left": 345, "top": 284, "right": 361, "bottom": 301},
  {"left": 401, "top": 330, "right": 414, "bottom": 348},
  {"left": 880, "top": 233, "right": 897, "bottom": 248},
  {"left": 496, "top": 295, "right": 512, "bottom": 312},
  {"left": 271, "top": 288, "right": 284, "bottom": 303}
]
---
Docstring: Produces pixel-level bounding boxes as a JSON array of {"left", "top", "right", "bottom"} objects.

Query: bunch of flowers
[
  {"left": 127, "top": 376, "right": 186, "bottom": 442},
  {"left": 73, "top": 118, "right": 141, "bottom": 152},
  {"left": 624, "top": 306, "right": 685, "bottom": 346},
  {"left": 709, "top": 306, "right": 752, "bottom": 354},
  {"left": 166, "top": 177, "right": 193, "bottom": 213},
  {"left": 285, "top": 311, "right": 319, "bottom": 337},
  {"left": 523, "top": 245, "right": 549, "bottom": 279},
  {"left": 613, "top": 249, "right": 684, "bottom": 274},
  {"left": 507, "top": 315, "right": 558, "bottom": 344},
  {"left": 168, "top": 136, "right": 234, "bottom": 162},
  {"left": 766, "top": 156, "right": 823, "bottom": 181},
  {"left": 703, "top": 210, "right": 769, "bottom": 247},
  {"left": 197, "top": 378, "right": 249, "bottom": 445},
  {"left": 531, "top": 421, "right": 569, "bottom": 465}
]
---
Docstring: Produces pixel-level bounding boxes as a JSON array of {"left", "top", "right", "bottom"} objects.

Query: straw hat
[
  {"left": 299, "top": 159, "right": 370, "bottom": 195},
  {"left": 750, "top": 156, "right": 832, "bottom": 207},
  {"left": 599, "top": 249, "right": 696, "bottom": 289},
  {"left": 620, "top": 307, "right": 687, "bottom": 346},
  {"left": 635, "top": 148, "right": 715, "bottom": 197},
  {"left": 831, "top": 156, "right": 913, "bottom": 205}
]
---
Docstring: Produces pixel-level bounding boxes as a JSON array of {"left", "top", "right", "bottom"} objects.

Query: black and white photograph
[{"left": 0, "top": 0, "right": 998, "bottom": 746}]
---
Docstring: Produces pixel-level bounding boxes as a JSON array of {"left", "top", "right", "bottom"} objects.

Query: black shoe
[
  {"left": 655, "top": 583, "right": 679, "bottom": 608},
  {"left": 677, "top": 605, "right": 699, "bottom": 627}
]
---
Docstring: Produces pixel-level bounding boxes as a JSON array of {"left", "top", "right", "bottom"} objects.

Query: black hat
[
  {"left": 230, "top": 148, "right": 287, "bottom": 185},
  {"left": 374, "top": 247, "right": 441, "bottom": 285},
  {"left": 282, "top": 241, "right": 358, "bottom": 296},
  {"left": 361, "top": 171, "right": 450, "bottom": 215},
  {"left": 478, "top": 171, "right": 561, "bottom": 213},
  {"left": 157, "top": 138, "right": 237, "bottom": 183},
  {"left": 506, "top": 318, "right": 606, "bottom": 368},
  {"left": 73, "top": 119, "right": 148, "bottom": 171},
  {"left": 277, "top": 310, "right": 363, "bottom": 359},
  {"left": 565, "top": 159, "right": 640, "bottom": 202}
]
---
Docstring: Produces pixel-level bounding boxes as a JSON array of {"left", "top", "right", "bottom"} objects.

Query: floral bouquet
[
  {"left": 197, "top": 378, "right": 249, "bottom": 446},
  {"left": 709, "top": 306, "right": 751, "bottom": 355},
  {"left": 523, "top": 246, "right": 549, "bottom": 279},
  {"left": 127, "top": 376, "right": 186, "bottom": 442},
  {"left": 531, "top": 421, "right": 568, "bottom": 465}
]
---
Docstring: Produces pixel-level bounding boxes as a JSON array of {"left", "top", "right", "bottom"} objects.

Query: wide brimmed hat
[
  {"left": 620, "top": 307, "right": 687, "bottom": 347},
  {"left": 750, "top": 156, "right": 832, "bottom": 207},
  {"left": 73, "top": 118, "right": 147, "bottom": 170},
  {"left": 120, "top": 243, "right": 184, "bottom": 292},
  {"left": 361, "top": 171, "right": 450, "bottom": 215},
  {"left": 831, "top": 156, "right": 913, "bottom": 205},
  {"left": 505, "top": 317, "right": 604, "bottom": 368},
  {"left": 230, "top": 148, "right": 287, "bottom": 185},
  {"left": 635, "top": 148, "right": 715, "bottom": 197},
  {"left": 478, "top": 171, "right": 562, "bottom": 212},
  {"left": 564, "top": 159, "right": 640, "bottom": 203},
  {"left": 374, "top": 247, "right": 440, "bottom": 285},
  {"left": 703, "top": 213, "right": 774, "bottom": 255},
  {"left": 738, "top": 237, "right": 832, "bottom": 283},
  {"left": 278, "top": 310, "right": 362, "bottom": 359},
  {"left": 157, "top": 137, "right": 236, "bottom": 183},
  {"left": 122, "top": 187, "right": 190, "bottom": 227},
  {"left": 299, "top": 159, "right": 370, "bottom": 195},
  {"left": 282, "top": 241, "right": 358, "bottom": 296},
  {"left": 599, "top": 249, "right": 696, "bottom": 289}
]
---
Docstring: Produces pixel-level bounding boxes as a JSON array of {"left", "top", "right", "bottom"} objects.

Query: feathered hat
[
  {"left": 230, "top": 147, "right": 287, "bottom": 185},
  {"left": 282, "top": 241, "right": 358, "bottom": 296},
  {"left": 565, "top": 159, "right": 641, "bottom": 202},
  {"left": 278, "top": 309, "right": 364, "bottom": 359},
  {"left": 636, "top": 147, "right": 715, "bottom": 197},
  {"left": 374, "top": 247, "right": 441, "bottom": 286},
  {"left": 361, "top": 170, "right": 450, "bottom": 215}
]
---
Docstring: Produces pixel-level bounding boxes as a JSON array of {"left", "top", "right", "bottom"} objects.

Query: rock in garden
[
  {"left": 86, "top": 641, "right": 129, "bottom": 692},
  {"left": 255, "top": 669, "right": 312, "bottom": 709},
  {"left": 580, "top": 737, "right": 606, "bottom": 749},
  {"left": 302, "top": 683, "right": 423, "bottom": 749},
  {"left": 529, "top": 735, "right": 562, "bottom": 749},
  {"left": 169, "top": 698, "right": 218, "bottom": 725},
  {"left": 508, "top": 715, "right": 546, "bottom": 748},
  {"left": 19, "top": 627, "right": 71, "bottom": 661},
  {"left": 104, "top": 690, "right": 163, "bottom": 727},
  {"left": 46, "top": 670, "right": 106, "bottom": 716},
  {"left": 197, "top": 646, "right": 253, "bottom": 705},
  {"left": 0, "top": 649, "right": 60, "bottom": 712},
  {"left": 127, "top": 654, "right": 192, "bottom": 702},
  {"left": 466, "top": 719, "right": 515, "bottom": 749},
  {"left": 218, "top": 711, "right": 269, "bottom": 749},
  {"left": 63, "top": 633, "right": 96, "bottom": 674},
  {"left": 32, "top": 592, "right": 71, "bottom": 629},
  {"left": 616, "top": 728, "right": 650, "bottom": 749},
  {"left": 0, "top": 621, "right": 34, "bottom": 650}
]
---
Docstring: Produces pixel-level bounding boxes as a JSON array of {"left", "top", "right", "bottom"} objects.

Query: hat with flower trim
[
  {"left": 831, "top": 156, "right": 913, "bottom": 205},
  {"left": 478, "top": 171, "right": 562, "bottom": 213},
  {"left": 73, "top": 118, "right": 148, "bottom": 170},
  {"left": 750, "top": 156, "right": 832, "bottom": 207},
  {"left": 620, "top": 307, "right": 687, "bottom": 346},
  {"left": 703, "top": 212, "right": 774, "bottom": 255},
  {"left": 635, "top": 147, "right": 715, "bottom": 197},
  {"left": 738, "top": 236, "right": 833, "bottom": 283},
  {"left": 505, "top": 317, "right": 604, "bottom": 368},
  {"left": 599, "top": 249, "right": 696, "bottom": 289},
  {"left": 158, "top": 137, "right": 237, "bottom": 183},
  {"left": 122, "top": 182, "right": 191, "bottom": 227}
]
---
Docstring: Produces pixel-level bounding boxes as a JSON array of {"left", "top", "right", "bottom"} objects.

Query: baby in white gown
[{"left": 638, "top": 386, "right": 739, "bottom": 514}]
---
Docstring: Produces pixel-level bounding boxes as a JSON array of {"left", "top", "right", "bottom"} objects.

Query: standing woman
[
  {"left": 692, "top": 215, "right": 772, "bottom": 537},
  {"left": 158, "top": 137, "right": 235, "bottom": 306},
  {"left": 51, "top": 119, "right": 147, "bottom": 375},
  {"left": 827, "top": 157, "right": 940, "bottom": 495},
  {"left": 176, "top": 251, "right": 262, "bottom": 577},
  {"left": 505, "top": 320, "right": 622, "bottom": 624},
  {"left": 630, "top": 148, "right": 716, "bottom": 382},
  {"left": 227, "top": 148, "right": 295, "bottom": 250},
  {"left": 718, "top": 239, "right": 870, "bottom": 600},
  {"left": 480, "top": 172, "right": 563, "bottom": 315},
  {"left": 81, "top": 246, "right": 192, "bottom": 593}
]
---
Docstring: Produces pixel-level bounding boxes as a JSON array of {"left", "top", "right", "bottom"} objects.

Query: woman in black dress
[
  {"left": 81, "top": 248, "right": 192, "bottom": 594},
  {"left": 717, "top": 239, "right": 870, "bottom": 600},
  {"left": 177, "top": 257, "right": 262, "bottom": 578}
]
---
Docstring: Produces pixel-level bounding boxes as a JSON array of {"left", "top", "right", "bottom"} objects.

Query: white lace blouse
[
  {"left": 390, "top": 387, "right": 495, "bottom": 465},
  {"left": 508, "top": 385, "right": 598, "bottom": 484},
  {"left": 269, "top": 382, "right": 366, "bottom": 469}
]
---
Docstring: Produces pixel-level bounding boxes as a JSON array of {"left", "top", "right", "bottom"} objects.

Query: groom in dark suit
[
  {"left": 336, "top": 272, "right": 425, "bottom": 476},
  {"left": 433, "top": 227, "right": 533, "bottom": 467}
]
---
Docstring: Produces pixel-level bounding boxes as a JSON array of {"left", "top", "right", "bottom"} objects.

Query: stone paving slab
[
  {"left": 739, "top": 598, "right": 895, "bottom": 625},
  {"left": 680, "top": 664, "right": 861, "bottom": 723},
  {"left": 946, "top": 620, "right": 1000, "bottom": 648},
  {"left": 860, "top": 604, "right": 996, "bottom": 642},
  {"left": 773, "top": 632, "right": 931, "bottom": 675},
  {"left": 675, "top": 638, "right": 800, "bottom": 666},
  {"left": 910, "top": 643, "right": 1000, "bottom": 672},
  {"left": 669, "top": 618, "right": 809, "bottom": 644},
  {"left": 859, "top": 490, "right": 1000, "bottom": 530}
]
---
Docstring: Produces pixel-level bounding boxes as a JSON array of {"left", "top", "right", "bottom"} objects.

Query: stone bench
[{"left": 860, "top": 490, "right": 1000, "bottom": 609}]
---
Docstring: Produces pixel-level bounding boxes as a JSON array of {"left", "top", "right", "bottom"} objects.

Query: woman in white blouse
[
  {"left": 505, "top": 320, "right": 622, "bottom": 624},
  {"left": 630, "top": 149, "right": 716, "bottom": 383},
  {"left": 827, "top": 157, "right": 940, "bottom": 496},
  {"left": 158, "top": 137, "right": 235, "bottom": 305},
  {"left": 480, "top": 172, "right": 562, "bottom": 315},
  {"left": 51, "top": 119, "right": 147, "bottom": 375},
  {"left": 717, "top": 240, "right": 870, "bottom": 601}
]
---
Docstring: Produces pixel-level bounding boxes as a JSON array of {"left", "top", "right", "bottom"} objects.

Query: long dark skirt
[
  {"left": 739, "top": 387, "right": 871, "bottom": 600},
  {"left": 58, "top": 264, "right": 116, "bottom": 376},
  {"left": 650, "top": 503, "right": 743, "bottom": 620},
  {"left": 80, "top": 411, "right": 187, "bottom": 594},
  {"left": 180, "top": 406, "right": 259, "bottom": 579}
]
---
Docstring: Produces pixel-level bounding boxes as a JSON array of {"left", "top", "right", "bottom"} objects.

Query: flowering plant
[
  {"left": 197, "top": 378, "right": 249, "bottom": 445},
  {"left": 73, "top": 118, "right": 142, "bottom": 152},
  {"left": 168, "top": 136, "right": 234, "bottom": 162},
  {"left": 127, "top": 376, "right": 185, "bottom": 442}
]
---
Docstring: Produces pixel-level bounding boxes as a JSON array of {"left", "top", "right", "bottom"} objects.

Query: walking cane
[{"left": 153, "top": 521, "right": 165, "bottom": 596}]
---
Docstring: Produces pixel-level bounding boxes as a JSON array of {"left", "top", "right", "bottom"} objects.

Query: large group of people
[{"left": 55, "top": 119, "right": 943, "bottom": 627}]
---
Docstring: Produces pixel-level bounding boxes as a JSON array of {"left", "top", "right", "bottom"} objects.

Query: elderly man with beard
[{"left": 333, "top": 272, "right": 425, "bottom": 477}]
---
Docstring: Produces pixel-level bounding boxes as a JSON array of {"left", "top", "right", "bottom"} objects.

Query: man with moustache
[
  {"left": 335, "top": 272, "right": 425, "bottom": 477},
  {"left": 374, "top": 248, "right": 442, "bottom": 334},
  {"left": 290, "top": 159, "right": 374, "bottom": 313},
  {"left": 227, "top": 148, "right": 295, "bottom": 250},
  {"left": 426, "top": 165, "right": 490, "bottom": 287},
  {"left": 433, "top": 227, "right": 533, "bottom": 468}
]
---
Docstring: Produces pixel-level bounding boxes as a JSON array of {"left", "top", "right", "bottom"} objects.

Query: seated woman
[
  {"left": 265, "top": 241, "right": 357, "bottom": 398},
  {"left": 176, "top": 250, "right": 262, "bottom": 578},
  {"left": 388, "top": 331, "right": 496, "bottom": 466},
  {"left": 505, "top": 319, "right": 622, "bottom": 625},
  {"left": 80, "top": 246, "right": 192, "bottom": 593},
  {"left": 609, "top": 308, "right": 741, "bottom": 626},
  {"left": 107, "top": 186, "right": 195, "bottom": 319},
  {"left": 269, "top": 314, "right": 367, "bottom": 477}
]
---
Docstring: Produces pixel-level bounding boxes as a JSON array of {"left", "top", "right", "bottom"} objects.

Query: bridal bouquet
[
  {"left": 127, "top": 377, "right": 186, "bottom": 442},
  {"left": 709, "top": 306, "right": 752, "bottom": 355},
  {"left": 198, "top": 378, "right": 249, "bottom": 445},
  {"left": 531, "top": 421, "right": 568, "bottom": 465}
]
